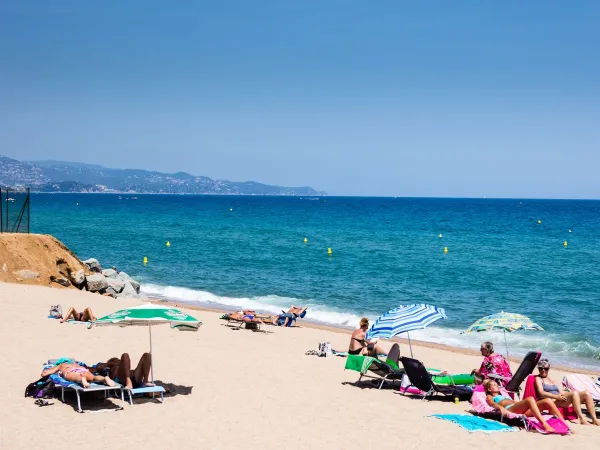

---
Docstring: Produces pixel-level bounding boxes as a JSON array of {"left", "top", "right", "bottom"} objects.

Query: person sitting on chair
[
  {"left": 535, "top": 358, "right": 600, "bottom": 426},
  {"left": 95, "top": 353, "right": 154, "bottom": 390},
  {"left": 348, "top": 317, "right": 386, "bottom": 356},
  {"left": 60, "top": 306, "right": 96, "bottom": 323},
  {"left": 472, "top": 341, "right": 512, "bottom": 385},
  {"left": 41, "top": 362, "right": 115, "bottom": 388}
]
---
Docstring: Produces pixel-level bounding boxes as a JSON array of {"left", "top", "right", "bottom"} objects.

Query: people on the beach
[
  {"left": 60, "top": 306, "right": 96, "bottom": 323},
  {"left": 95, "top": 353, "right": 154, "bottom": 390},
  {"left": 229, "top": 311, "right": 267, "bottom": 325},
  {"left": 348, "top": 317, "right": 386, "bottom": 357},
  {"left": 484, "top": 379, "right": 564, "bottom": 433},
  {"left": 472, "top": 341, "right": 512, "bottom": 385},
  {"left": 534, "top": 358, "right": 600, "bottom": 426},
  {"left": 41, "top": 362, "right": 115, "bottom": 388},
  {"left": 288, "top": 305, "right": 308, "bottom": 320}
]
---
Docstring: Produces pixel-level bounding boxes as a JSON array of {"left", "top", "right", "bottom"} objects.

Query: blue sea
[{"left": 31, "top": 194, "right": 600, "bottom": 370}]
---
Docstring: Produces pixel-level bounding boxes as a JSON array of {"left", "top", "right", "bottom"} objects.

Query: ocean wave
[{"left": 141, "top": 283, "right": 600, "bottom": 370}]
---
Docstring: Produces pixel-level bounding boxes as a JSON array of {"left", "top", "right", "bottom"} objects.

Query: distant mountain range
[{"left": 0, "top": 155, "right": 326, "bottom": 196}]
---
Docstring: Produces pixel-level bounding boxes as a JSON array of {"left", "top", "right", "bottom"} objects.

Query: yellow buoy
[
  {"left": 327, "top": 248, "right": 333, "bottom": 255},
  {"left": 444, "top": 247, "right": 448, "bottom": 254},
  {"left": 438, "top": 234, "right": 443, "bottom": 238},
  {"left": 143, "top": 256, "right": 148, "bottom": 264},
  {"left": 304, "top": 237, "right": 308, "bottom": 244},
  {"left": 564, "top": 241, "right": 568, "bottom": 247},
  {"left": 166, "top": 241, "right": 171, "bottom": 247},
  {"left": 537, "top": 220, "right": 541, "bottom": 224}
]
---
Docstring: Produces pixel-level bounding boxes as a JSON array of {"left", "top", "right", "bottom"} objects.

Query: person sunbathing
[
  {"left": 348, "top": 317, "right": 386, "bottom": 356},
  {"left": 95, "top": 353, "right": 154, "bottom": 390},
  {"left": 471, "top": 341, "right": 512, "bottom": 385},
  {"left": 59, "top": 306, "right": 96, "bottom": 323},
  {"left": 229, "top": 311, "right": 266, "bottom": 325},
  {"left": 41, "top": 362, "right": 115, "bottom": 389},
  {"left": 484, "top": 379, "right": 566, "bottom": 433},
  {"left": 288, "top": 305, "right": 308, "bottom": 320},
  {"left": 534, "top": 358, "right": 600, "bottom": 426}
]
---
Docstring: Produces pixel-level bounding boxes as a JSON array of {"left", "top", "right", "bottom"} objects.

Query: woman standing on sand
[{"left": 348, "top": 318, "right": 386, "bottom": 356}]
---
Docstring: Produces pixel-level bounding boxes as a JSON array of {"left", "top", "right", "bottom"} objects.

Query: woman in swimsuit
[
  {"left": 484, "top": 379, "right": 565, "bottom": 433},
  {"left": 534, "top": 358, "right": 600, "bottom": 425},
  {"left": 228, "top": 311, "right": 266, "bottom": 325},
  {"left": 59, "top": 306, "right": 96, "bottom": 323},
  {"left": 41, "top": 362, "right": 115, "bottom": 389},
  {"left": 348, "top": 317, "right": 386, "bottom": 357},
  {"left": 96, "top": 353, "right": 154, "bottom": 390}
]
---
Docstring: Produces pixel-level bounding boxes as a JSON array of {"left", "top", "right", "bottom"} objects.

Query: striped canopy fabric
[
  {"left": 463, "top": 312, "right": 544, "bottom": 334},
  {"left": 367, "top": 304, "right": 447, "bottom": 340}
]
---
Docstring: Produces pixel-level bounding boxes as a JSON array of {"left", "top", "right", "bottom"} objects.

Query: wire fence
[{"left": 0, "top": 187, "right": 30, "bottom": 233}]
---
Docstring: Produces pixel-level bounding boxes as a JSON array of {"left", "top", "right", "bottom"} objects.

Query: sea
[{"left": 30, "top": 194, "right": 600, "bottom": 371}]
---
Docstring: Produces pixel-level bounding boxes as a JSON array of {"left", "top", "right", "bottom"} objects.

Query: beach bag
[
  {"left": 49, "top": 304, "right": 62, "bottom": 319},
  {"left": 25, "top": 378, "right": 55, "bottom": 399},
  {"left": 318, "top": 342, "right": 332, "bottom": 357}
]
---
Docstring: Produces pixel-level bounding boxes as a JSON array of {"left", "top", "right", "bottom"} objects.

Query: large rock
[
  {"left": 13, "top": 269, "right": 40, "bottom": 279},
  {"left": 118, "top": 272, "right": 140, "bottom": 293},
  {"left": 52, "top": 277, "right": 70, "bottom": 287},
  {"left": 106, "top": 277, "right": 125, "bottom": 294},
  {"left": 83, "top": 258, "right": 102, "bottom": 273},
  {"left": 70, "top": 269, "right": 85, "bottom": 285},
  {"left": 86, "top": 273, "right": 108, "bottom": 292},
  {"left": 102, "top": 268, "right": 118, "bottom": 278},
  {"left": 117, "top": 281, "right": 139, "bottom": 299}
]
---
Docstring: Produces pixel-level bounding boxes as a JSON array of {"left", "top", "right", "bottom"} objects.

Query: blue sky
[{"left": 1, "top": 1, "right": 599, "bottom": 197}]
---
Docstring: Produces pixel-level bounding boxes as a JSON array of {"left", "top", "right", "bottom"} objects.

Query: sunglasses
[{"left": 538, "top": 367, "right": 549, "bottom": 372}]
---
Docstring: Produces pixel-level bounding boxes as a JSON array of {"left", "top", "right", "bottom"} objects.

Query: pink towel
[{"left": 524, "top": 376, "right": 577, "bottom": 421}]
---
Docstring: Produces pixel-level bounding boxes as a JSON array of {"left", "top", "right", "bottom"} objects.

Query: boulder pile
[{"left": 65, "top": 258, "right": 141, "bottom": 299}]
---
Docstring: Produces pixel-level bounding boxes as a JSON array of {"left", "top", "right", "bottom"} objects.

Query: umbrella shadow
[{"left": 154, "top": 380, "right": 193, "bottom": 396}]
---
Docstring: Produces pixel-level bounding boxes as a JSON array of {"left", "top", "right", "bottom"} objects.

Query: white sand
[{"left": 1, "top": 282, "right": 599, "bottom": 449}]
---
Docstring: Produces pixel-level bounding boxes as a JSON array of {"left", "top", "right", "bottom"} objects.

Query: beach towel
[
  {"left": 523, "top": 375, "right": 577, "bottom": 420},
  {"left": 563, "top": 373, "right": 600, "bottom": 403},
  {"left": 344, "top": 355, "right": 379, "bottom": 374},
  {"left": 429, "top": 414, "right": 517, "bottom": 433}
]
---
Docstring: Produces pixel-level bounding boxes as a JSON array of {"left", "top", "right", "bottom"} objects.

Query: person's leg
[
  {"left": 81, "top": 307, "right": 96, "bottom": 322},
  {"left": 579, "top": 391, "right": 600, "bottom": 425},
  {"left": 536, "top": 398, "right": 566, "bottom": 421},
  {"left": 60, "top": 307, "right": 78, "bottom": 322},
  {"left": 132, "top": 353, "right": 153, "bottom": 386},
  {"left": 556, "top": 391, "right": 586, "bottom": 424},
  {"left": 509, "top": 397, "right": 555, "bottom": 433},
  {"left": 118, "top": 353, "right": 133, "bottom": 389}
]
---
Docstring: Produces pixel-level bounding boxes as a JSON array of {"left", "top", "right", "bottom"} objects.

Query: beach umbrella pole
[
  {"left": 503, "top": 329, "right": 509, "bottom": 362},
  {"left": 407, "top": 331, "right": 414, "bottom": 358},
  {"left": 149, "top": 323, "right": 155, "bottom": 382}
]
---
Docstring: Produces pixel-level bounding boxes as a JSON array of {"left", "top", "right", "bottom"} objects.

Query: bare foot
[
  {"left": 593, "top": 420, "right": 600, "bottom": 426},
  {"left": 580, "top": 419, "right": 589, "bottom": 425},
  {"left": 543, "top": 423, "right": 556, "bottom": 433},
  {"left": 104, "top": 376, "right": 116, "bottom": 387},
  {"left": 81, "top": 378, "right": 90, "bottom": 388},
  {"left": 144, "top": 382, "right": 156, "bottom": 387},
  {"left": 59, "top": 319, "right": 65, "bottom": 323}
]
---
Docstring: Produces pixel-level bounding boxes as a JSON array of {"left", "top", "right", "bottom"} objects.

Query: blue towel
[{"left": 429, "top": 414, "right": 517, "bottom": 433}]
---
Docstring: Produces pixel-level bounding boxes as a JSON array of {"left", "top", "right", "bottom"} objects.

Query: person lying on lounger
[
  {"left": 95, "top": 353, "right": 154, "bottom": 390},
  {"left": 41, "top": 362, "right": 115, "bottom": 389},
  {"left": 484, "top": 379, "right": 567, "bottom": 433},
  {"left": 348, "top": 317, "right": 386, "bottom": 357},
  {"left": 535, "top": 358, "right": 600, "bottom": 426},
  {"left": 229, "top": 311, "right": 268, "bottom": 325},
  {"left": 59, "top": 306, "right": 96, "bottom": 323}
]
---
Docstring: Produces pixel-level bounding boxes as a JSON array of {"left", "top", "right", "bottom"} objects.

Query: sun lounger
[
  {"left": 344, "top": 344, "right": 406, "bottom": 389},
  {"left": 44, "top": 364, "right": 124, "bottom": 413},
  {"left": 124, "top": 385, "right": 166, "bottom": 406},
  {"left": 488, "top": 351, "right": 541, "bottom": 399},
  {"left": 469, "top": 388, "right": 570, "bottom": 434},
  {"left": 399, "top": 356, "right": 473, "bottom": 400},
  {"left": 562, "top": 373, "right": 600, "bottom": 405}
]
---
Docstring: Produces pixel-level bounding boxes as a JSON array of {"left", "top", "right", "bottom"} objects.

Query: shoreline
[{"left": 152, "top": 297, "right": 598, "bottom": 376}]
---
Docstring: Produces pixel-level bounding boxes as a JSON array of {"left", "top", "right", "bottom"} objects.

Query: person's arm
[
  {"left": 486, "top": 394, "right": 508, "bottom": 415},
  {"left": 41, "top": 365, "right": 61, "bottom": 377}
]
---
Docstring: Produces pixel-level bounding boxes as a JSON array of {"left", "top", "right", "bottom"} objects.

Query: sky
[{"left": 1, "top": 1, "right": 599, "bottom": 197}]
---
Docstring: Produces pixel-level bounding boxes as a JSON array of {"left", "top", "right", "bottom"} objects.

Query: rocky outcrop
[
  {"left": 70, "top": 269, "right": 85, "bottom": 285},
  {"left": 118, "top": 281, "right": 139, "bottom": 299},
  {"left": 102, "top": 268, "right": 118, "bottom": 278},
  {"left": 85, "top": 274, "right": 108, "bottom": 292},
  {"left": 83, "top": 258, "right": 102, "bottom": 273}
]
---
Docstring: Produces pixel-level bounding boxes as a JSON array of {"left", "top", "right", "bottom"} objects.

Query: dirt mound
[{"left": 0, "top": 234, "right": 88, "bottom": 287}]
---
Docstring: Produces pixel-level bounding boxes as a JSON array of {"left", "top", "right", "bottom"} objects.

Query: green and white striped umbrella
[{"left": 91, "top": 303, "right": 201, "bottom": 381}]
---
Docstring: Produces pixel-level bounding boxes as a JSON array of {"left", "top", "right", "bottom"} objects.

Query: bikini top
[{"left": 543, "top": 382, "right": 560, "bottom": 394}]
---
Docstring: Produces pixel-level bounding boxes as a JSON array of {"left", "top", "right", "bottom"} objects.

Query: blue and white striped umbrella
[{"left": 367, "top": 304, "right": 447, "bottom": 357}]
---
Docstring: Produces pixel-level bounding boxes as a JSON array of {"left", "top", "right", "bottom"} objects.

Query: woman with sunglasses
[{"left": 534, "top": 359, "right": 600, "bottom": 426}]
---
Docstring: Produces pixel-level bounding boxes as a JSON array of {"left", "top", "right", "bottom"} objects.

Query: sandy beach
[{"left": 1, "top": 282, "right": 599, "bottom": 450}]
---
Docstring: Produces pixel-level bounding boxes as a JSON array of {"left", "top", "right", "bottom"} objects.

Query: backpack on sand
[
  {"left": 49, "top": 305, "right": 62, "bottom": 319},
  {"left": 25, "top": 377, "right": 55, "bottom": 399}
]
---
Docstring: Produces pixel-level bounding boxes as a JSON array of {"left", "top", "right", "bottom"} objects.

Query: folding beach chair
[
  {"left": 562, "top": 373, "right": 600, "bottom": 407},
  {"left": 399, "top": 356, "right": 473, "bottom": 401},
  {"left": 345, "top": 344, "right": 406, "bottom": 389},
  {"left": 488, "top": 351, "right": 541, "bottom": 399}
]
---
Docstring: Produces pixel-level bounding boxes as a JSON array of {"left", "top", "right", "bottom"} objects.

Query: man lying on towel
[{"left": 41, "top": 362, "right": 116, "bottom": 388}]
